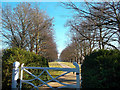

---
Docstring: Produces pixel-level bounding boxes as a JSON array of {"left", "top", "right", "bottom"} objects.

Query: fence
[{"left": 12, "top": 61, "right": 81, "bottom": 90}]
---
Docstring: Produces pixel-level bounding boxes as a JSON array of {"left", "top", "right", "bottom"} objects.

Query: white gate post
[
  {"left": 20, "top": 63, "right": 24, "bottom": 90},
  {"left": 12, "top": 61, "right": 20, "bottom": 89},
  {"left": 73, "top": 62, "right": 80, "bottom": 89}
]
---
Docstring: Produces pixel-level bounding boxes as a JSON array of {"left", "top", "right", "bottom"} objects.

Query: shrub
[
  {"left": 2, "top": 48, "right": 48, "bottom": 89},
  {"left": 81, "top": 49, "right": 120, "bottom": 88}
]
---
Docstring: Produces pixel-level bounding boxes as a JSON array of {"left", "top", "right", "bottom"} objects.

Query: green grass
[
  {"left": 49, "top": 62, "right": 62, "bottom": 68},
  {"left": 58, "top": 62, "right": 81, "bottom": 73},
  {"left": 48, "top": 62, "right": 63, "bottom": 78},
  {"left": 60, "top": 62, "right": 81, "bottom": 68}
]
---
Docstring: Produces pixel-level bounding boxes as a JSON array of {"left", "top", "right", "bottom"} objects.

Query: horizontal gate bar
[
  {"left": 22, "top": 67, "right": 76, "bottom": 72},
  {"left": 58, "top": 85, "right": 76, "bottom": 89}
]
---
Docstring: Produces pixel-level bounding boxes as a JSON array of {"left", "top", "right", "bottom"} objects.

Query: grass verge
[
  {"left": 58, "top": 62, "right": 81, "bottom": 73},
  {"left": 48, "top": 62, "right": 63, "bottom": 78},
  {"left": 60, "top": 62, "right": 81, "bottom": 68}
]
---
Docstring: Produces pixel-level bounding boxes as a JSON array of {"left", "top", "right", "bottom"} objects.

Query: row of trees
[
  {"left": 2, "top": 3, "right": 58, "bottom": 61},
  {"left": 60, "top": 1, "right": 120, "bottom": 63}
]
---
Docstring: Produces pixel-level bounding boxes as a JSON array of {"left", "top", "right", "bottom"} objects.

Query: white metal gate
[{"left": 12, "top": 61, "right": 80, "bottom": 90}]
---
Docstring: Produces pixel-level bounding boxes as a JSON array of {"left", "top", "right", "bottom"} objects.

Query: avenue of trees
[
  {"left": 60, "top": 1, "right": 120, "bottom": 63},
  {"left": 2, "top": 3, "right": 58, "bottom": 61}
]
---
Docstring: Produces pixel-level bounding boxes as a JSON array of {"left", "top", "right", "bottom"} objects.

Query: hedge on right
[{"left": 81, "top": 49, "right": 120, "bottom": 88}]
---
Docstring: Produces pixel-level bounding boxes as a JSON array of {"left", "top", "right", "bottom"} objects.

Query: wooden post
[
  {"left": 12, "top": 61, "right": 20, "bottom": 89},
  {"left": 73, "top": 62, "right": 80, "bottom": 89}
]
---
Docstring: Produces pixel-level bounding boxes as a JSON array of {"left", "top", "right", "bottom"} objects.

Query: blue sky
[
  {"left": 1, "top": 2, "right": 74, "bottom": 54},
  {"left": 1, "top": 0, "right": 119, "bottom": 54},
  {"left": 39, "top": 2, "right": 73, "bottom": 54}
]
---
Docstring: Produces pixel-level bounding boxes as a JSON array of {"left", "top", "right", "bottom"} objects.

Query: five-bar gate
[{"left": 12, "top": 61, "right": 81, "bottom": 90}]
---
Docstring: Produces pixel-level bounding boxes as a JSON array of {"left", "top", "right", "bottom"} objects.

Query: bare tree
[
  {"left": 2, "top": 3, "right": 58, "bottom": 60},
  {"left": 62, "top": 1, "right": 120, "bottom": 50},
  {"left": 60, "top": 1, "right": 120, "bottom": 63},
  {"left": 38, "top": 30, "right": 58, "bottom": 61}
]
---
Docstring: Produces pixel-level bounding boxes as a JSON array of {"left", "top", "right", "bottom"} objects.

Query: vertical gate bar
[
  {"left": 73, "top": 62, "right": 80, "bottom": 89},
  {"left": 12, "top": 61, "right": 20, "bottom": 90}
]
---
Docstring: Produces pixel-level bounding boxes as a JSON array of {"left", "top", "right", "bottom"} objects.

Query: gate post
[
  {"left": 73, "top": 62, "right": 80, "bottom": 89},
  {"left": 12, "top": 61, "right": 20, "bottom": 89},
  {"left": 20, "top": 63, "right": 24, "bottom": 90}
]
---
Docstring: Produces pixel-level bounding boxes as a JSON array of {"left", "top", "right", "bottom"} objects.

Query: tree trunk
[
  {"left": 118, "top": 23, "right": 120, "bottom": 48},
  {"left": 30, "top": 43, "right": 34, "bottom": 52},
  {"left": 36, "top": 33, "right": 39, "bottom": 54}
]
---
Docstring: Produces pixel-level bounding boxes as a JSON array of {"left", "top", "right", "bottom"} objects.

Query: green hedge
[
  {"left": 81, "top": 49, "right": 120, "bottom": 88},
  {"left": 2, "top": 48, "right": 49, "bottom": 89}
]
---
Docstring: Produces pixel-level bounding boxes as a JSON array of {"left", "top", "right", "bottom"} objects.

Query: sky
[
  {"left": 1, "top": 0, "right": 119, "bottom": 55},
  {"left": 39, "top": 2, "right": 74, "bottom": 54},
  {"left": 1, "top": 1, "right": 75, "bottom": 55}
]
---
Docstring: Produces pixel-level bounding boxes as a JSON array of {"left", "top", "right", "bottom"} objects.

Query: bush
[
  {"left": 2, "top": 48, "right": 49, "bottom": 89},
  {"left": 81, "top": 49, "right": 120, "bottom": 88}
]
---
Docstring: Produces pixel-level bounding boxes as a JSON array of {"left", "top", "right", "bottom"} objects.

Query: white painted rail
[{"left": 12, "top": 61, "right": 81, "bottom": 90}]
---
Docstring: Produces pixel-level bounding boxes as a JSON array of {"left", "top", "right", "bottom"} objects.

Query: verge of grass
[
  {"left": 48, "top": 62, "right": 63, "bottom": 78},
  {"left": 47, "top": 62, "right": 81, "bottom": 79},
  {"left": 60, "top": 62, "right": 81, "bottom": 68},
  {"left": 59, "top": 62, "right": 81, "bottom": 73}
]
